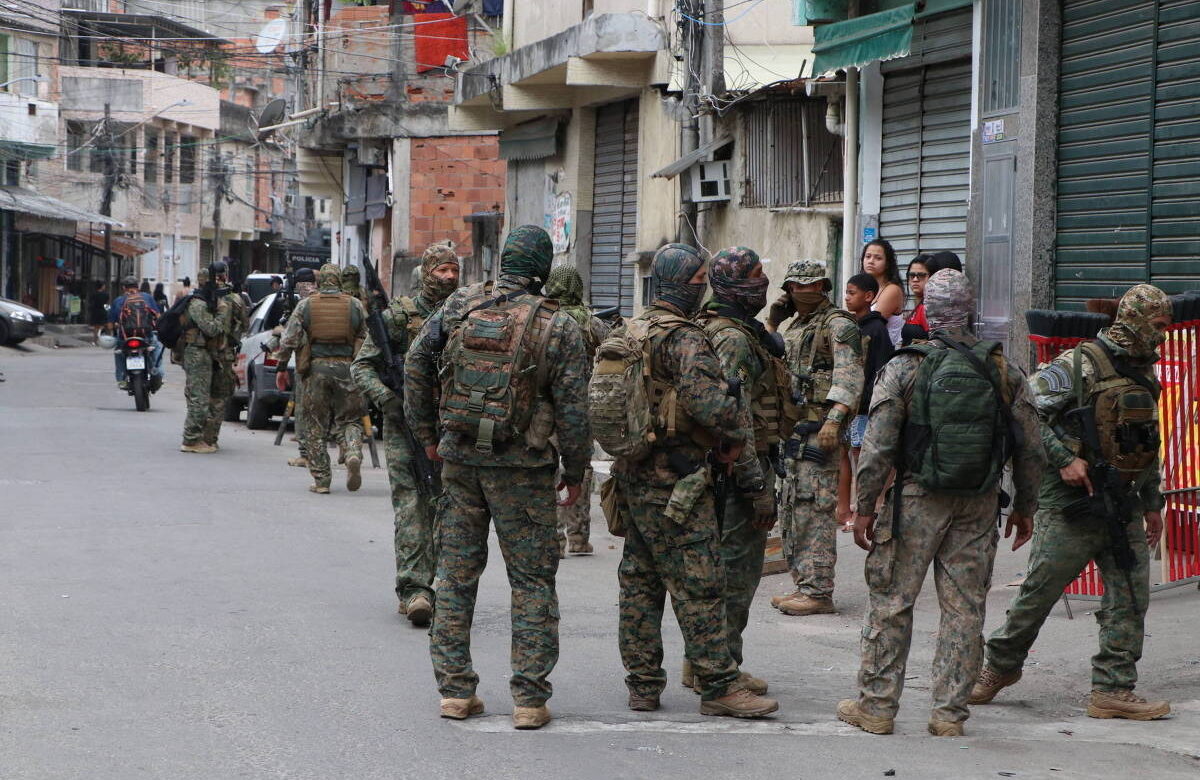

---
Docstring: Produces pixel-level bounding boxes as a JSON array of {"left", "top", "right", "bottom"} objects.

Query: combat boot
[
  {"left": 512, "top": 705, "right": 551, "bottom": 729},
  {"left": 1087, "top": 689, "right": 1170, "bottom": 721},
  {"left": 836, "top": 699, "right": 893, "bottom": 735},
  {"left": 628, "top": 692, "right": 660, "bottom": 711},
  {"left": 770, "top": 589, "right": 799, "bottom": 609},
  {"left": 407, "top": 594, "right": 433, "bottom": 627},
  {"left": 777, "top": 593, "right": 836, "bottom": 616},
  {"left": 928, "top": 719, "right": 965, "bottom": 736},
  {"left": 737, "top": 671, "right": 768, "bottom": 696},
  {"left": 568, "top": 540, "right": 593, "bottom": 555},
  {"left": 309, "top": 484, "right": 331, "bottom": 494},
  {"left": 680, "top": 660, "right": 698, "bottom": 692},
  {"left": 288, "top": 456, "right": 308, "bottom": 468},
  {"left": 440, "top": 695, "right": 484, "bottom": 720},
  {"left": 180, "top": 442, "right": 216, "bottom": 454},
  {"left": 969, "top": 666, "right": 1022, "bottom": 704},
  {"left": 700, "top": 686, "right": 779, "bottom": 719},
  {"left": 346, "top": 456, "right": 362, "bottom": 492}
]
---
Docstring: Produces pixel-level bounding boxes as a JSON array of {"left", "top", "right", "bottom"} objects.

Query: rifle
[
  {"left": 1064, "top": 403, "right": 1141, "bottom": 616},
  {"left": 361, "top": 256, "right": 442, "bottom": 500},
  {"left": 279, "top": 268, "right": 296, "bottom": 323}
]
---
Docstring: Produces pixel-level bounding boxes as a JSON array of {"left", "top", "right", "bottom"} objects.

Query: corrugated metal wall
[
  {"left": 590, "top": 99, "right": 639, "bottom": 316},
  {"left": 1055, "top": 0, "right": 1200, "bottom": 308},
  {"left": 742, "top": 98, "right": 842, "bottom": 208}
]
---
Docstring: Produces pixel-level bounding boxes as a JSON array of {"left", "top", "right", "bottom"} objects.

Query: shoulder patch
[{"left": 1037, "top": 362, "right": 1073, "bottom": 394}]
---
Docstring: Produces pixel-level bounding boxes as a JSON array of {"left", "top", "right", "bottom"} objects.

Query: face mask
[
  {"left": 421, "top": 271, "right": 458, "bottom": 303},
  {"left": 790, "top": 290, "right": 827, "bottom": 316}
]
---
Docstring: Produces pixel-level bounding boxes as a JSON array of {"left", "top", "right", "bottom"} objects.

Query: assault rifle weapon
[
  {"left": 362, "top": 256, "right": 442, "bottom": 500},
  {"left": 1064, "top": 403, "right": 1141, "bottom": 616}
]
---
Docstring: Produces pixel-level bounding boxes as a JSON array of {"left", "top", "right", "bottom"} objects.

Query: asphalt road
[{"left": 2, "top": 345, "right": 1198, "bottom": 779}]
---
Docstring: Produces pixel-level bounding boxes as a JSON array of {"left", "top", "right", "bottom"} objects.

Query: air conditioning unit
[{"left": 688, "top": 160, "right": 731, "bottom": 203}]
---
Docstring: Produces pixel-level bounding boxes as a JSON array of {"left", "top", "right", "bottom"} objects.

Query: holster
[{"left": 600, "top": 477, "right": 626, "bottom": 537}]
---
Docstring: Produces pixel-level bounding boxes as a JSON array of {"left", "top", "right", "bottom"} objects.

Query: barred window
[
  {"left": 983, "top": 0, "right": 1021, "bottom": 114},
  {"left": 742, "top": 97, "right": 843, "bottom": 208}
]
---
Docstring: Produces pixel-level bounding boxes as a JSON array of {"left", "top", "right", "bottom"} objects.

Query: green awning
[{"left": 810, "top": 0, "right": 972, "bottom": 77}]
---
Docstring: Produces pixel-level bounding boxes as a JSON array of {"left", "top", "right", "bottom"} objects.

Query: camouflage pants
[
  {"left": 781, "top": 447, "right": 840, "bottom": 599},
  {"left": 616, "top": 474, "right": 739, "bottom": 701},
  {"left": 202, "top": 359, "right": 235, "bottom": 446},
  {"left": 181, "top": 345, "right": 216, "bottom": 445},
  {"left": 430, "top": 462, "right": 560, "bottom": 706},
  {"left": 856, "top": 486, "right": 999, "bottom": 723},
  {"left": 718, "top": 458, "right": 770, "bottom": 667},
  {"left": 985, "top": 508, "right": 1149, "bottom": 692},
  {"left": 298, "top": 362, "right": 366, "bottom": 488},
  {"left": 556, "top": 466, "right": 593, "bottom": 546},
  {"left": 385, "top": 416, "right": 437, "bottom": 606}
]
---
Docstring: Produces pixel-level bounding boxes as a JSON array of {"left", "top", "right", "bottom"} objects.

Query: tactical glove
[
  {"left": 767, "top": 293, "right": 795, "bottom": 329},
  {"left": 816, "top": 419, "right": 841, "bottom": 453},
  {"left": 751, "top": 489, "right": 777, "bottom": 530}
]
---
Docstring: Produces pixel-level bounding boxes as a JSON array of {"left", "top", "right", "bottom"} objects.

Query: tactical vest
[
  {"left": 388, "top": 296, "right": 426, "bottom": 353},
  {"left": 700, "top": 315, "right": 799, "bottom": 453},
  {"left": 788, "top": 307, "right": 857, "bottom": 418},
  {"left": 1071, "top": 340, "right": 1160, "bottom": 481},
  {"left": 438, "top": 282, "right": 560, "bottom": 453},
  {"left": 304, "top": 292, "right": 357, "bottom": 358},
  {"left": 643, "top": 313, "right": 719, "bottom": 449}
]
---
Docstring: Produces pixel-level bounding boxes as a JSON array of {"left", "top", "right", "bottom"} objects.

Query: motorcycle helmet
[{"left": 98, "top": 333, "right": 117, "bottom": 349}]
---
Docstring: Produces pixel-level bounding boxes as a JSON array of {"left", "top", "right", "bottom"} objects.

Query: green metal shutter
[{"left": 1056, "top": 0, "right": 1200, "bottom": 308}]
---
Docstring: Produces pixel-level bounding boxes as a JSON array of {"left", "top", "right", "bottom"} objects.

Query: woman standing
[
  {"left": 152, "top": 282, "right": 169, "bottom": 312},
  {"left": 901, "top": 254, "right": 932, "bottom": 344},
  {"left": 861, "top": 239, "right": 904, "bottom": 346}
]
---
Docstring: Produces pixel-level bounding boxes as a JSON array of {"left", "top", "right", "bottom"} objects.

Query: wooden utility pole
[
  {"left": 678, "top": 0, "right": 703, "bottom": 246},
  {"left": 100, "top": 103, "right": 116, "bottom": 290}
]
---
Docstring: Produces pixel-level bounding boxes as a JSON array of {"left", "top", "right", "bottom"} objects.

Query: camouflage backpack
[
  {"left": 1072, "top": 340, "right": 1160, "bottom": 481},
  {"left": 438, "top": 283, "right": 558, "bottom": 453}
]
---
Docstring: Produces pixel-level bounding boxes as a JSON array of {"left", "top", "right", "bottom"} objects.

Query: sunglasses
[{"left": 906, "top": 271, "right": 929, "bottom": 280}]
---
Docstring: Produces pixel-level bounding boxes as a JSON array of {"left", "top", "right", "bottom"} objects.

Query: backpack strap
[{"left": 936, "top": 335, "right": 1020, "bottom": 461}]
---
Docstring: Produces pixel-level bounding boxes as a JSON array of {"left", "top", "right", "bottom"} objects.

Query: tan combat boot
[
  {"left": 407, "top": 594, "right": 433, "bottom": 627},
  {"left": 836, "top": 699, "right": 894, "bottom": 735},
  {"left": 680, "top": 659, "right": 698, "bottom": 692},
  {"left": 737, "top": 671, "right": 768, "bottom": 695},
  {"left": 928, "top": 719, "right": 965, "bottom": 736},
  {"left": 512, "top": 705, "right": 551, "bottom": 729},
  {"left": 700, "top": 686, "right": 779, "bottom": 719},
  {"left": 777, "top": 593, "right": 837, "bottom": 616},
  {"left": 1087, "top": 689, "right": 1170, "bottom": 721},
  {"left": 440, "top": 695, "right": 484, "bottom": 720},
  {"left": 288, "top": 456, "right": 308, "bottom": 468},
  {"left": 345, "top": 455, "right": 362, "bottom": 492},
  {"left": 770, "top": 589, "right": 799, "bottom": 610},
  {"left": 568, "top": 540, "right": 593, "bottom": 555},
  {"left": 180, "top": 442, "right": 216, "bottom": 453},
  {"left": 309, "top": 484, "right": 331, "bottom": 494},
  {"left": 628, "top": 692, "right": 660, "bottom": 711},
  {"left": 968, "top": 666, "right": 1022, "bottom": 704}
]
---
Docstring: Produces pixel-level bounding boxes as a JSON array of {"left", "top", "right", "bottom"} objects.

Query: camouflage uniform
[
  {"left": 351, "top": 243, "right": 459, "bottom": 611},
  {"left": 850, "top": 270, "right": 1044, "bottom": 725},
  {"left": 341, "top": 264, "right": 371, "bottom": 310},
  {"left": 278, "top": 264, "right": 369, "bottom": 490},
  {"left": 543, "top": 265, "right": 609, "bottom": 553},
  {"left": 779, "top": 261, "right": 863, "bottom": 603},
  {"left": 202, "top": 288, "right": 248, "bottom": 447},
  {"left": 405, "top": 226, "right": 590, "bottom": 708},
  {"left": 984, "top": 285, "right": 1170, "bottom": 694},
  {"left": 613, "top": 244, "right": 748, "bottom": 702},
  {"left": 180, "top": 278, "right": 222, "bottom": 447}
]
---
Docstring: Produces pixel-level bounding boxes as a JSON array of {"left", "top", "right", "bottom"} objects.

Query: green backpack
[{"left": 900, "top": 335, "right": 1015, "bottom": 495}]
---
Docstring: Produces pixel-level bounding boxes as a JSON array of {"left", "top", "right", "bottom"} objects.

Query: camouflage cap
[
  {"left": 341, "top": 264, "right": 360, "bottom": 279},
  {"left": 421, "top": 241, "right": 460, "bottom": 273},
  {"left": 317, "top": 262, "right": 341, "bottom": 290},
  {"left": 783, "top": 259, "right": 832, "bottom": 291},
  {"left": 545, "top": 264, "right": 585, "bottom": 306}
]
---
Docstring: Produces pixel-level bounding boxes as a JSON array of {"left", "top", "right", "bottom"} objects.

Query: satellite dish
[
  {"left": 254, "top": 18, "right": 288, "bottom": 54},
  {"left": 255, "top": 98, "right": 288, "bottom": 140}
]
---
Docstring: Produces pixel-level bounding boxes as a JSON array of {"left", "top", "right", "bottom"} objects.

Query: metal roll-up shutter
[
  {"left": 590, "top": 99, "right": 639, "bottom": 316},
  {"left": 878, "top": 11, "right": 972, "bottom": 263},
  {"left": 1056, "top": 0, "right": 1200, "bottom": 307}
]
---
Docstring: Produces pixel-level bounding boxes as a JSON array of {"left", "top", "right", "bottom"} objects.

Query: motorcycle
[{"left": 120, "top": 333, "right": 154, "bottom": 411}]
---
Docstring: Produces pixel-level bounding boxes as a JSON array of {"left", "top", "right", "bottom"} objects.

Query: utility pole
[
  {"left": 100, "top": 103, "right": 116, "bottom": 292},
  {"left": 696, "top": 0, "right": 724, "bottom": 243},
  {"left": 211, "top": 143, "right": 225, "bottom": 272},
  {"left": 678, "top": 0, "right": 703, "bottom": 246}
]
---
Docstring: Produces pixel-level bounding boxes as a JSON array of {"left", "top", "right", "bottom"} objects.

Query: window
[
  {"left": 164, "top": 132, "right": 176, "bottom": 184},
  {"left": 66, "top": 120, "right": 88, "bottom": 172},
  {"left": 742, "top": 97, "right": 843, "bottom": 208},
  {"left": 144, "top": 129, "right": 159, "bottom": 184},
  {"left": 983, "top": 0, "right": 1021, "bottom": 114},
  {"left": 179, "top": 136, "right": 196, "bottom": 183},
  {"left": 13, "top": 38, "right": 37, "bottom": 96}
]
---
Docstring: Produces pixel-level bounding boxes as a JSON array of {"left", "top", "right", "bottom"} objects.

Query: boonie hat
[{"left": 783, "top": 259, "right": 832, "bottom": 291}]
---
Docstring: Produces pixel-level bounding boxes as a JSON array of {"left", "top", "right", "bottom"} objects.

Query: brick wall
[{"left": 409, "top": 135, "right": 505, "bottom": 257}]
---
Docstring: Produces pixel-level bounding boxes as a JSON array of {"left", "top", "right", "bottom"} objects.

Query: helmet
[
  {"left": 208, "top": 260, "right": 229, "bottom": 278},
  {"left": 98, "top": 333, "right": 117, "bottom": 350}
]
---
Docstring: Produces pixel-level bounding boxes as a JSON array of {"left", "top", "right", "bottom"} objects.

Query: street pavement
[{"left": 2, "top": 345, "right": 1199, "bottom": 779}]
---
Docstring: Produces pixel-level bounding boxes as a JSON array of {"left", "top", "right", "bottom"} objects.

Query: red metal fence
[{"left": 1031, "top": 320, "right": 1200, "bottom": 597}]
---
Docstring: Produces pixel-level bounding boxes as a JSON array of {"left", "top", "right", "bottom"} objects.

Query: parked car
[
  {"left": 243, "top": 273, "right": 283, "bottom": 306},
  {"left": 0, "top": 298, "right": 45, "bottom": 345},
  {"left": 227, "top": 291, "right": 296, "bottom": 429}
]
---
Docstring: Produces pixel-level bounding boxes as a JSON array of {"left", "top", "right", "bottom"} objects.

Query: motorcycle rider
[{"left": 106, "top": 276, "right": 165, "bottom": 392}]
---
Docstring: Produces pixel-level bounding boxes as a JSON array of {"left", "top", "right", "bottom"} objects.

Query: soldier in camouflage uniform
[
  {"left": 766, "top": 260, "right": 863, "bottom": 615},
  {"left": 405, "top": 225, "right": 590, "bottom": 730},
  {"left": 276, "top": 263, "right": 369, "bottom": 493},
  {"left": 352, "top": 243, "right": 460, "bottom": 626},
  {"left": 276, "top": 267, "right": 317, "bottom": 469},
  {"left": 543, "top": 265, "right": 610, "bottom": 556},
  {"left": 836, "top": 269, "right": 1044, "bottom": 737},
  {"left": 613, "top": 243, "right": 778, "bottom": 719},
  {"left": 682, "top": 247, "right": 785, "bottom": 696},
  {"left": 202, "top": 261, "right": 248, "bottom": 451},
  {"left": 341, "top": 264, "right": 371, "bottom": 309},
  {"left": 972, "top": 284, "right": 1172, "bottom": 721},
  {"left": 179, "top": 266, "right": 222, "bottom": 453}
]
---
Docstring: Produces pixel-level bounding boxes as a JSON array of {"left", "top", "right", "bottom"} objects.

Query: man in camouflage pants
[
  {"left": 687, "top": 247, "right": 782, "bottom": 695},
  {"left": 837, "top": 269, "right": 1044, "bottom": 737},
  {"left": 613, "top": 243, "right": 778, "bottom": 719},
  {"left": 201, "top": 261, "right": 248, "bottom": 451},
  {"left": 352, "top": 243, "right": 460, "bottom": 626},
  {"left": 276, "top": 263, "right": 368, "bottom": 493},
  {"left": 179, "top": 266, "right": 222, "bottom": 454},
  {"left": 543, "top": 265, "right": 610, "bottom": 557},
  {"left": 766, "top": 260, "right": 862, "bottom": 616},
  {"left": 405, "top": 225, "right": 590, "bottom": 730},
  {"left": 971, "top": 284, "right": 1172, "bottom": 721}
]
